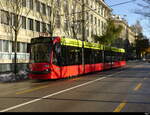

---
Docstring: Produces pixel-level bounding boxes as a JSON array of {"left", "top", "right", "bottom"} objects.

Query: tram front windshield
[{"left": 30, "top": 43, "right": 52, "bottom": 63}]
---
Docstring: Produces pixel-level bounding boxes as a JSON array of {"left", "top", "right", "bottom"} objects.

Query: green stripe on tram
[
  {"left": 61, "top": 38, "right": 82, "bottom": 47},
  {"left": 61, "top": 38, "right": 103, "bottom": 50},
  {"left": 61, "top": 38, "right": 125, "bottom": 53},
  {"left": 84, "top": 41, "right": 103, "bottom": 50},
  {"left": 111, "top": 47, "right": 125, "bottom": 53}
]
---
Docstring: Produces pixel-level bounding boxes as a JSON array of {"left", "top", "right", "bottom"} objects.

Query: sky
[{"left": 105, "top": 0, "right": 150, "bottom": 38}]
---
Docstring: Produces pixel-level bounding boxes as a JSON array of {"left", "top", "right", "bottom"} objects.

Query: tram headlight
[
  {"left": 44, "top": 69, "right": 51, "bottom": 72},
  {"left": 45, "top": 69, "right": 49, "bottom": 72},
  {"left": 44, "top": 65, "right": 50, "bottom": 68}
]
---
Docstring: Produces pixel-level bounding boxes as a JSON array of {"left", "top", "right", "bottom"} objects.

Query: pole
[{"left": 82, "top": 0, "right": 85, "bottom": 74}]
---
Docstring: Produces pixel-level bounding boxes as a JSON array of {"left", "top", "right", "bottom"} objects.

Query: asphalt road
[{"left": 0, "top": 61, "right": 150, "bottom": 112}]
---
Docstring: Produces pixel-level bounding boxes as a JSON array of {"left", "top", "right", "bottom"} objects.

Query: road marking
[
  {"left": 113, "top": 101, "right": 127, "bottom": 112},
  {"left": 0, "top": 70, "right": 124, "bottom": 112},
  {"left": 0, "top": 77, "right": 107, "bottom": 112},
  {"left": 134, "top": 83, "right": 142, "bottom": 91},
  {"left": 16, "top": 87, "right": 31, "bottom": 92},
  {"left": 16, "top": 85, "right": 50, "bottom": 95},
  {"left": 16, "top": 70, "right": 125, "bottom": 95}
]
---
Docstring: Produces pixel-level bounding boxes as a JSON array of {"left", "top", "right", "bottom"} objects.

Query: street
[{"left": 0, "top": 61, "right": 150, "bottom": 112}]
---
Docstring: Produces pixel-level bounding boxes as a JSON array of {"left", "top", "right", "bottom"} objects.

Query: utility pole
[{"left": 82, "top": 0, "right": 85, "bottom": 73}]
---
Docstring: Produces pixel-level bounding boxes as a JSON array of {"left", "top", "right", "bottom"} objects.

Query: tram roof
[
  {"left": 31, "top": 37, "right": 125, "bottom": 53},
  {"left": 61, "top": 38, "right": 125, "bottom": 53}
]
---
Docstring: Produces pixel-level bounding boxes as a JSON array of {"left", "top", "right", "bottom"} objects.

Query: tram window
[
  {"left": 84, "top": 49, "right": 103, "bottom": 64},
  {"left": 115, "top": 52, "right": 118, "bottom": 61},
  {"left": 98, "top": 51, "right": 103, "bottom": 63},
  {"left": 61, "top": 46, "right": 82, "bottom": 66},
  {"left": 93, "top": 50, "right": 101, "bottom": 64},
  {"left": 30, "top": 43, "right": 50, "bottom": 63},
  {"left": 67, "top": 46, "right": 82, "bottom": 65},
  {"left": 61, "top": 45, "right": 67, "bottom": 66},
  {"left": 53, "top": 43, "right": 61, "bottom": 66},
  {"left": 94, "top": 50, "right": 99, "bottom": 63},
  {"left": 84, "top": 48, "right": 91, "bottom": 64},
  {"left": 68, "top": 47, "right": 76, "bottom": 65},
  {"left": 123, "top": 53, "right": 126, "bottom": 60},
  {"left": 74, "top": 47, "right": 82, "bottom": 65},
  {"left": 120, "top": 53, "right": 125, "bottom": 61},
  {"left": 111, "top": 52, "right": 115, "bottom": 62},
  {"left": 119, "top": 53, "right": 122, "bottom": 61},
  {"left": 104, "top": 51, "right": 112, "bottom": 63}
]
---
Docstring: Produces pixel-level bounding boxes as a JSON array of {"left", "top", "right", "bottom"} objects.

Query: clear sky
[{"left": 105, "top": 0, "right": 150, "bottom": 38}]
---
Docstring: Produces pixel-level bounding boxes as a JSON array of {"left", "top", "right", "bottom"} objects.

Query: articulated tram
[{"left": 28, "top": 36, "right": 126, "bottom": 79}]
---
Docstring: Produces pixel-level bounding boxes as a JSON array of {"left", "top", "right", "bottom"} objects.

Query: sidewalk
[
  {"left": 0, "top": 71, "right": 29, "bottom": 82},
  {"left": 0, "top": 60, "right": 146, "bottom": 83}
]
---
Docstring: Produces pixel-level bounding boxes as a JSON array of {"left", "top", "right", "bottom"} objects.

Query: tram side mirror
[{"left": 54, "top": 43, "right": 61, "bottom": 54}]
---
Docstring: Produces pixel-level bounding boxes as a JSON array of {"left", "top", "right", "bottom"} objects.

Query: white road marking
[{"left": 0, "top": 71, "right": 124, "bottom": 112}]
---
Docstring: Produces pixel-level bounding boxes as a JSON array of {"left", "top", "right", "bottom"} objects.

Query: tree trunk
[{"left": 14, "top": 30, "right": 18, "bottom": 75}]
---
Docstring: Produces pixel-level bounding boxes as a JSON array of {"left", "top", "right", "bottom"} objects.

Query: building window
[
  {"left": 28, "top": 18, "right": 33, "bottom": 30},
  {"left": 42, "top": 22, "right": 46, "bottom": 33},
  {"left": 28, "top": 0, "right": 33, "bottom": 10},
  {"left": 13, "top": 14, "right": 17, "bottom": 27},
  {"left": 22, "top": 16, "right": 26, "bottom": 29},
  {"left": 35, "top": 20, "right": 40, "bottom": 32},
  {"left": 95, "top": 17, "right": 97, "bottom": 25},
  {"left": 101, "top": 6, "right": 103, "bottom": 16},
  {"left": 64, "top": 20, "right": 68, "bottom": 31},
  {"left": 103, "top": 7, "right": 105, "bottom": 17},
  {"left": 0, "top": 40, "right": 2, "bottom": 52},
  {"left": 36, "top": 0, "right": 40, "bottom": 12},
  {"left": 1, "top": 10, "right": 9, "bottom": 25},
  {"left": 22, "top": 0, "right": 26, "bottom": 7},
  {"left": 86, "top": 0, "right": 89, "bottom": 5},
  {"left": 41, "top": 3, "right": 46, "bottom": 15},
  {"left": 86, "top": 12, "right": 89, "bottom": 20},
  {"left": 98, "top": 19, "right": 101, "bottom": 34},
  {"left": 47, "top": 6, "right": 51, "bottom": 16},
  {"left": 91, "top": 14, "right": 93, "bottom": 24},
  {"left": 64, "top": 0, "right": 69, "bottom": 15},
  {"left": 18, "top": 42, "right": 27, "bottom": 53},
  {"left": 3, "top": 40, "right": 9, "bottom": 52},
  {"left": 56, "top": 12, "right": 61, "bottom": 28},
  {"left": 47, "top": 24, "right": 51, "bottom": 33}
]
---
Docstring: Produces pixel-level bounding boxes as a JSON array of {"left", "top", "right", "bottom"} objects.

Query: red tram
[{"left": 28, "top": 36, "right": 126, "bottom": 79}]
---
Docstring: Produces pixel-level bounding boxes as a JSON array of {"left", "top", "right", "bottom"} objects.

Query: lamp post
[{"left": 81, "top": 0, "right": 85, "bottom": 73}]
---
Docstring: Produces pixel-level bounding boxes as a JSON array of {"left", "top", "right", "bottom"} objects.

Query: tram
[{"left": 28, "top": 36, "right": 126, "bottom": 79}]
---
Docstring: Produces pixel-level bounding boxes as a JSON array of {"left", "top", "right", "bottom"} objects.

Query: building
[
  {"left": 111, "top": 15, "right": 137, "bottom": 60},
  {"left": 112, "top": 15, "right": 137, "bottom": 46},
  {"left": 0, "top": 0, "right": 111, "bottom": 72}
]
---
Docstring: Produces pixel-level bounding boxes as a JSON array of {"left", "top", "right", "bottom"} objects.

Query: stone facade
[
  {"left": 112, "top": 15, "right": 136, "bottom": 45},
  {"left": 0, "top": 0, "right": 111, "bottom": 71}
]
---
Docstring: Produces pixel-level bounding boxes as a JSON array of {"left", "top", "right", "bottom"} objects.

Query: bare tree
[
  {"left": 38, "top": 0, "right": 89, "bottom": 41},
  {"left": 38, "top": 0, "right": 62, "bottom": 37},
  {"left": 135, "top": 0, "right": 150, "bottom": 18},
  {"left": 0, "top": 0, "right": 31, "bottom": 74},
  {"left": 134, "top": 0, "right": 150, "bottom": 30},
  {"left": 63, "top": 0, "right": 83, "bottom": 39}
]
